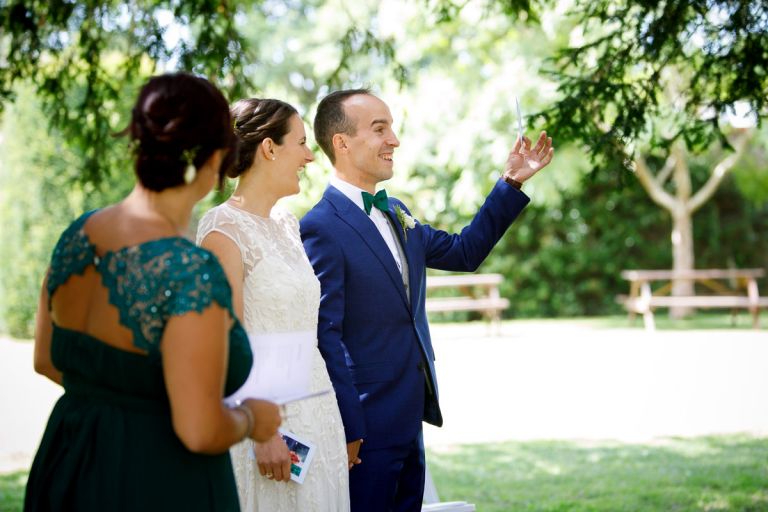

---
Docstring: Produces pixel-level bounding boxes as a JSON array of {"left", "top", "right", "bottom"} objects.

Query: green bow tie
[{"left": 362, "top": 190, "right": 389, "bottom": 215}]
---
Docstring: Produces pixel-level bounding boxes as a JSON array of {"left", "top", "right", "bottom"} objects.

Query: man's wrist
[{"left": 501, "top": 174, "right": 523, "bottom": 190}]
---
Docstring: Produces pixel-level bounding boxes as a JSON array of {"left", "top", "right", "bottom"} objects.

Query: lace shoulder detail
[
  {"left": 273, "top": 206, "right": 299, "bottom": 230},
  {"left": 46, "top": 210, "right": 99, "bottom": 305},
  {"left": 196, "top": 204, "right": 263, "bottom": 274},
  {"left": 99, "top": 239, "right": 236, "bottom": 355}
]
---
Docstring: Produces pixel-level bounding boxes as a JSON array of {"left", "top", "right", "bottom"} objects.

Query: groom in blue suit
[{"left": 300, "top": 89, "right": 553, "bottom": 511}]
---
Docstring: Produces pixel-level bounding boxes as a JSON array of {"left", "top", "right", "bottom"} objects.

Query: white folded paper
[{"left": 224, "top": 330, "right": 321, "bottom": 406}]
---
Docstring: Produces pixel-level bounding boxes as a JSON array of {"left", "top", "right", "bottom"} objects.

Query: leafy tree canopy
[
  {"left": 533, "top": 0, "right": 768, "bottom": 171},
  {"left": 0, "top": 0, "right": 409, "bottom": 184},
  {"left": 2, "top": 0, "right": 766, "bottom": 181}
]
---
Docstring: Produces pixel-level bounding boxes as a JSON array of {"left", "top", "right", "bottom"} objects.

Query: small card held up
[
  {"left": 280, "top": 428, "right": 317, "bottom": 484},
  {"left": 246, "top": 428, "right": 316, "bottom": 484}
]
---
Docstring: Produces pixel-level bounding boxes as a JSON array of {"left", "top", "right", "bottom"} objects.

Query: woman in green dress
[{"left": 24, "top": 73, "right": 282, "bottom": 511}]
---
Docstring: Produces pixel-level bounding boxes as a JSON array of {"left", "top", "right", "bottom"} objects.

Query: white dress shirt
[{"left": 329, "top": 176, "right": 403, "bottom": 274}]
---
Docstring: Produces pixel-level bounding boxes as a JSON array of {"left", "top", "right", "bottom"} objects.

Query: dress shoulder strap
[
  {"left": 46, "top": 210, "right": 98, "bottom": 307},
  {"left": 97, "top": 239, "right": 238, "bottom": 355},
  {"left": 196, "top": 204, "right": 263, "bottom": 274}
]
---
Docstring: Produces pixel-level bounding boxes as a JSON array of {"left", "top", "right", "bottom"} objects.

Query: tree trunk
[
  {"left": 670, "top": 145, "right": 695, "bottom": 318},
  {"left": 632, "top": 130, "right": 750, "bottom": 320},
  {"left": 670, "top": 206, "right": 695, "bottom": 318}
]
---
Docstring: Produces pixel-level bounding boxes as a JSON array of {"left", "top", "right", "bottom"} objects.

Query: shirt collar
[{"left": 330, "top": 175, "right": 375, "bottom": 214}]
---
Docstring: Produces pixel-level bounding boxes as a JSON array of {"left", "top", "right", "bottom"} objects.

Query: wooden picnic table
[
  {"left": 425, "top": 273, "right": 509, "bottom": 331},
  {"left": 618, "top": 268, "right": 768, "bottom": 331}
]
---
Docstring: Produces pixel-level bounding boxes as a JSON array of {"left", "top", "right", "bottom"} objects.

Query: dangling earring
[
  {"left": 182, "top": 148, "right": 198, "bottom": 184},
  {"left": 183, "top": 164, "right": 197, "bottom": 184}
]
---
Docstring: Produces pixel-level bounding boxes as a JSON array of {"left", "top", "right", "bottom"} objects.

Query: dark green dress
[{"left": 24, "top": 211, "right": 252, "bottom": 511}]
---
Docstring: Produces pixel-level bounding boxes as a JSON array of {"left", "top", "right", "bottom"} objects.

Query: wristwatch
[{"left": 501, "top": 174, "right": 523, "bottom": 190}]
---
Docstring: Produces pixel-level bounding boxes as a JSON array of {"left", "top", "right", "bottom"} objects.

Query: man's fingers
[
  {"left": 541, "top": 148, "right": 554, "bottom": 166},
  {"left": 540, "top": 137, "right": 553, "bottom": 157},
  {"left": 532, "top": 131, "right": 548, "bottom": 153}
]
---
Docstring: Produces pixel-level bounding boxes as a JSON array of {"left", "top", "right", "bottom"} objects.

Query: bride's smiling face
[{"left": 269, "top": 114, "right": 314, "bottom": 198}]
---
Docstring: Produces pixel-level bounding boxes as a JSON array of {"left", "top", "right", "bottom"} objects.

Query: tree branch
[
  {"left": 633, "top": 153, "right": 677, "bottom": 212},
  {"left": 656, "top": 153, "right": 676, "bottom": 185},
  {"left": 688, "top": 130, "right": 751, "bottom": 213}
]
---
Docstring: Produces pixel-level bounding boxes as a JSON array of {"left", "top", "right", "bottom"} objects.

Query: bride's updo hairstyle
[
  {"left": 228, "top": 98, "right": 298, "bottom": 178},
  {"left": 126, "top": 73, "right": 238, "bottom": 191}
]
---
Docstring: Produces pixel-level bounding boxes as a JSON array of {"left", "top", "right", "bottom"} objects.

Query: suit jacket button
[{"left": 417, "top": 362, "right": 424, "bottom": 371}]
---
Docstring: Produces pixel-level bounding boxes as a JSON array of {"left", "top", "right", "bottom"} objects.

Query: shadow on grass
[
  {"left": 0, "top": 471, "right": 26, "bottom": 512},
  {"left": 428, "top": 435, "right": 768, "bottom": 512}
]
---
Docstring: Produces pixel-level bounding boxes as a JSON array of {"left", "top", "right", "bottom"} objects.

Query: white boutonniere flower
[{"left": 394, "top": 205, "right": 416, "bottom": 241}]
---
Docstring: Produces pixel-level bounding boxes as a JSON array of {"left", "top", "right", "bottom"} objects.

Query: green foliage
[
  {"left": 0, "top": 0, "right": 255, "bottom": 184},
  {"left": 1, "top": 1, "right": 765, "bottom": 333},
  {"left": 0, "top": 470, "right": 26, "bottom": 512},
  {"left": 0, "top": 84, "right": 134, "bottom": 337},
  {"left": 428, "top": 165, "right": 767, "bottom": 320},
  {"left": 476, "top": 170, "right": 672, "bottom": 318},
  {"left": 428, "top": 435, "right": 768, "bottom": 512},
  {"left": 532, "top": 1, "right": 768, "bottom": 171},
  {"left": 0, "top": 0, "right": 412, "bottom": 185},
  {"left": 733, "top": 125, "right": 768, "bottom": 205}
]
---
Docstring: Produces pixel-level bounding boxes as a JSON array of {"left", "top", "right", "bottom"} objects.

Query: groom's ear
[{"left": 332, "top": 133, "right": 348, "bottom": 156}]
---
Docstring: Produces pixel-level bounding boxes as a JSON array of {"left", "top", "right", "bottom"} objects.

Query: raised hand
[{"left": 503, "top": 131, "right": 554, "bottom": 184}]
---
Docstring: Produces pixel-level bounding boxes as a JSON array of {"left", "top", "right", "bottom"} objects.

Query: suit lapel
[
  {"left": 324, "top": 187, "right": 410, "bottom": 308},
  {"left": 386, "top": 205, "right": 417, "bottom": 308}
]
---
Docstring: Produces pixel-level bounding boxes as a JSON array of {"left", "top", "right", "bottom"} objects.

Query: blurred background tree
[{"left": 1, "top": 0, "right": 766, "bottom": 336}]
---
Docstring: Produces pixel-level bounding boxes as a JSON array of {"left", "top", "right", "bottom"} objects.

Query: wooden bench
[
  {"left": 618, "top": 268, "right": 768, "bottom": 331},
  {"left": 425, "top": 273, "right": 510, "bottom": 331}
]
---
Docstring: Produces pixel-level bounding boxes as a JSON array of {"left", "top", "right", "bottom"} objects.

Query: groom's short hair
[{"left": 314, "top": 88, "right": 372, "bottom": 164}]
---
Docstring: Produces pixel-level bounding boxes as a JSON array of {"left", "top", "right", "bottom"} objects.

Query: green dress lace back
[{"left": 25, "top": 210, "right": 252, "bottom": 512}]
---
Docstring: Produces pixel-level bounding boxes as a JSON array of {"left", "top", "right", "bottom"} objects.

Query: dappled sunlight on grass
[{"left": 427, "top": 435, "right": 768, "bottom": 512}]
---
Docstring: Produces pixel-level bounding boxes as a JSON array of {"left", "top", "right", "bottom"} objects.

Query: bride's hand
[{"left": 255, "top": 433, "right": 292, "bottom": 482}]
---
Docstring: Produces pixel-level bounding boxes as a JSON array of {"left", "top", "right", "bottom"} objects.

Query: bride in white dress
[{"left": 197, "top": 98, "right": 349, "bottom": 511}]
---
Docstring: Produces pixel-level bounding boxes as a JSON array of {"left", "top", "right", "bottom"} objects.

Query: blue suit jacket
[{"left": 300, "top": 179, "right": 529, "bottom": 449}]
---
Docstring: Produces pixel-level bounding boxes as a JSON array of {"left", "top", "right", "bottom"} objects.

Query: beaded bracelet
[{"left": 235, "top": 403, "right": 255, "bottom": 440}]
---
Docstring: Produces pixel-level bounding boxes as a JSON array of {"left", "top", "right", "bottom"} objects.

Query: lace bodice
[
  {"left": 48, "top": 210, "right": 247, "bottom": 361},
  {"left": 27, "top": 211, "right": 250, "bottom": 511},
  {"left": 197, "top": 203, "right": 349, "bottom": 511},
  {"left": 196, "top": 203, "right": 321, "bottom": 334}
]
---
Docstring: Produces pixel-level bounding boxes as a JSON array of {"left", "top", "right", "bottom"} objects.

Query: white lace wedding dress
[{"left": 197, "top": 203, "right": 349, "bottom": 512}]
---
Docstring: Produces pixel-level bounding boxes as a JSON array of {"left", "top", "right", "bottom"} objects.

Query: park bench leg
[
  {"left": 642, "top": 309, "right": 656, "bottom": 332},
  {"left": 491, "top": 310, "right": 502, "bottom": 336}
]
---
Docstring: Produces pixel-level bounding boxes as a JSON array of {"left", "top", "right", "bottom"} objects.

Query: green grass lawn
[
  {"left": 3, "top": 435, "right": 766, "bottom": 511},
  {"left": 571, "top": 312, "right": 764, "bottom": 331},
  {"left": 0, "top": 472, "right": 25, "bottom": 512},
  {"left": 426, "top": 312, "right": 764, "bottom": 331},
  {"left": 427, "top": 435, "right": 768, "bottom": 511}
]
